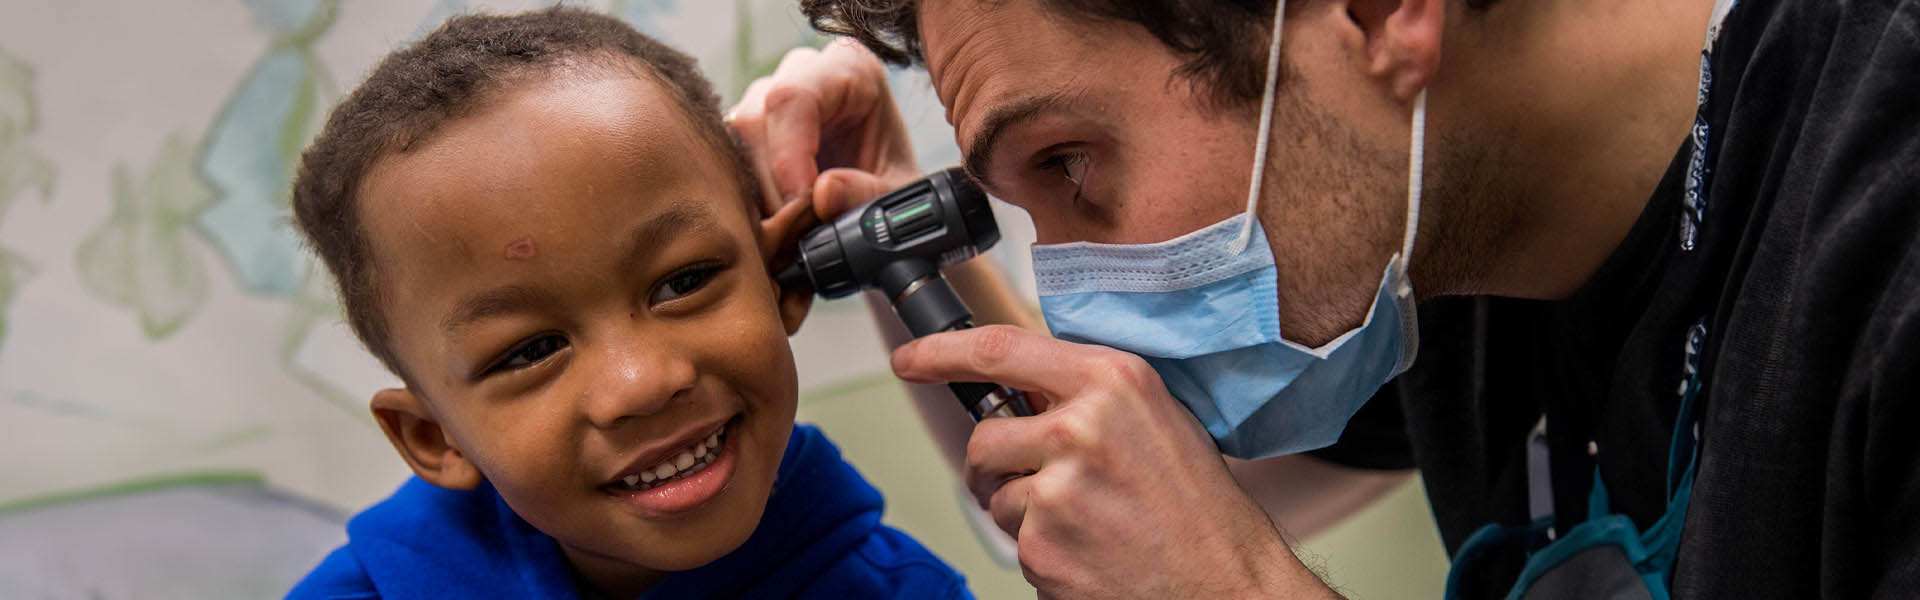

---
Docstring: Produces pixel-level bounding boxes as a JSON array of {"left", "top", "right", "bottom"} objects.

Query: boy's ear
[
  {"left": 758, "top": 192, "right": 818, "bottom": 335},
  {"left": 370, "top": 388, "right": 483, "bottom": 491}
]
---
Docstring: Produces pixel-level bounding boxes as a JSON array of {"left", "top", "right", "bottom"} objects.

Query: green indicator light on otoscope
[{"left": 890, "top": 201, "right": 933, "bottom": 221}]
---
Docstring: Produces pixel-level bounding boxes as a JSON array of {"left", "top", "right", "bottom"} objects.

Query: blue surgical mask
[{"left": 1029, "top": 2, "right": 1429, "bottom": 460}]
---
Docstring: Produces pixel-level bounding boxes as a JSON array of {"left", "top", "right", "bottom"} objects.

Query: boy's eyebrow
[
  {"left": 625, "top": 203, "right": 706, "bottom": 264},
  {"left": 438, "top": 202, "right": 719, "bottom": 338},
  {"left": 442, "top": 285, "right": 542, "bottom": 337}
]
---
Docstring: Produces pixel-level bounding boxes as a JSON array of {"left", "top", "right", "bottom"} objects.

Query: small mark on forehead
[{"left": 504, "top": 235, "right": 538, "bottom": 261}]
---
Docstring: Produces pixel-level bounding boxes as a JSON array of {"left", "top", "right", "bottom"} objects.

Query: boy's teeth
[{"left": 614, "top": 424, "right": 729, "bottom": 491}]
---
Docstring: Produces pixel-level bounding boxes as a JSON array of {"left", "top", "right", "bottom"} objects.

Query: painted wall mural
[
  {"left": 0, "top": 47, "right": 56, "bottom": 353},
  {"left": 76, "top": 133, "right": 211, "bottom": 339}
]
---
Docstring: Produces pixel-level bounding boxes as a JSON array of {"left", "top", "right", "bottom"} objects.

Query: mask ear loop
[
  {"left": 1390, "top": 89, "right": 1428, "bottom": 372},
  {"left": 1230, "top": 0, "right": 1288, "bottom": 255},
  {"left": 1401, "top": 89, "right": 1427, "bottom": 294}
]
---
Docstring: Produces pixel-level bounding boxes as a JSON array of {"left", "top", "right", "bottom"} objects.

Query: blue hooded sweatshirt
[{"left": 289, "top": 425, "right": 971, "bottom": 599}]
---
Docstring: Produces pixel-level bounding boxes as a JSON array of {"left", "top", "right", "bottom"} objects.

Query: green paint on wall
[{"left": 0, "top": 470, "right": 266, "bottom": 517}]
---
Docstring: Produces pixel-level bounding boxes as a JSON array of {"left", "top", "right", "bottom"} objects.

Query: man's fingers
[
  {"left": 729, "top": 77, "right": 770, "bottom": 123},
  {"left": 964, "top": 414, "right": 1052, "bottom": 505},
  {"left": 985, "top": 472, "right": 1032, "bottom": 537},
  {"left": 892, "top": 325, "right": 1141, "bottom": 402},
  {"left": 757, "top": 192, "right": 818, "bottom": 260},
  {"left": 727, "top": 78, "right": 785, "bottom": 215},
  {"left": 765, "top": 41, "right": 895, "bottom": 201},
  {"left": 760, "top": 44, "right": 852, "bottom": 205},
  {"left": 762, "top": 81, "right": 824, "bottom": 205},
  {"left": 811, "top": 168, "right": 890, "bottom": 220},
  {"left": 730, "top": 40, "right": 900, "bottom": 213}
]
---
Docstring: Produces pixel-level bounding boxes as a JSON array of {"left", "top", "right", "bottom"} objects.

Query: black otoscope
[{"left": 776, "top": 167, "right": 1036, "bottom": 421}]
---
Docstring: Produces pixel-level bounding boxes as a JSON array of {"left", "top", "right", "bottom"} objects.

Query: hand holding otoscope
[{"left": 776, "top": 168, "right": 1036, "bottom": 421}]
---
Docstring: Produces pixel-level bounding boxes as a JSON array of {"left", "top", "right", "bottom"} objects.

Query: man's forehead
[
  {"left": 919, "top": 1, "right": 1090, "bottom": 143},
  {"left": 919, "top": 0, "right": 995, "bottom": 112}
]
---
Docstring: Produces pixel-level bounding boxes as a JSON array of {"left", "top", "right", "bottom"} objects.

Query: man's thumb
[{"left": 811, "top": 168, "right": 895, "bottom": 221}]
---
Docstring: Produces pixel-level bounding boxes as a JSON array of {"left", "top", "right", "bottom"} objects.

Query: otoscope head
[
  {"left": 784, "top": 167, "right": 1000, "bottom": 300},
  {"left": 781, "top": 167, "right": 1032, "bottom": 421},
  {"left": 943, "top": 169, "right": 1001, "bottom": 254},
  {"left": 775, "top": 262, "right": 809, "bottom": 293}
]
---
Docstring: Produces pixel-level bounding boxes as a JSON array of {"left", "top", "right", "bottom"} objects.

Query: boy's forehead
[
  {"left": 355, "top": 73, "right": 752, "bottom": 308},
  {"left": 376, "top": 73, "right": 705, "bottom": 184},
  {"left": 379, "top": 75, "right": 731, "bottom": 210}
]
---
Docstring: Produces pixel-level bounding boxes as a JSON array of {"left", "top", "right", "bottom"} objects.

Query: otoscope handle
[
  {"left": 948, "top": 380, "right": 1035, "bottom": 421},
  {"left": 884, "top": 267, "right": 1034, "bottom": 421}
]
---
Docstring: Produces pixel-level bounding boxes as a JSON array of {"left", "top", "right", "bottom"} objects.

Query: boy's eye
[
  {"left": 487, "top": 334, "right": 568, "bottom": 375},
  {"left": 650, "top": 264, "right": 719, "bottom": 305}
]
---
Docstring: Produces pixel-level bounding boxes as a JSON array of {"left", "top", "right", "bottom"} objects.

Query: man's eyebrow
[
  {"left": 963, "top": 92, "right": 1073, "bottom": 188},
  {"left": 441, "top": 285, "right": 542, "bottom": 337}
]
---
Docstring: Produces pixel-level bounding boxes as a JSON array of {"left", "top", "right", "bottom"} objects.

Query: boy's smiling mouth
[
  {"left": 607, "top": 421, "right": 727, "bottom": 491},
  {"left": 601, "top": 415, "right": 742, "bottom": 516}
]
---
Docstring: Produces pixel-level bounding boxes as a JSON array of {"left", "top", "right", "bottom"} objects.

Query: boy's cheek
[
  {"left": 704, "top": 293, "right": 801, "bottom": 384},
  {"left": 452, "top": 414, "right": 582, "bottom": 502}
]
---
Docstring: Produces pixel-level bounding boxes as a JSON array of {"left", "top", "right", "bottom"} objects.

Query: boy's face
[{"left": 358, "top": 70, "right": 800, "bottom": 584}]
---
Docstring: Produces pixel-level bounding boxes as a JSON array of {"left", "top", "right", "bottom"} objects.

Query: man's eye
[
  {"left": 650, "top": 265, "right": 718, "bottom": 305},
  {"left": 1036, "top": 151, "right": 1090, "bottom": 197},
  {"left": 488, "top": 334, "right": 568, "bottom": 374}
]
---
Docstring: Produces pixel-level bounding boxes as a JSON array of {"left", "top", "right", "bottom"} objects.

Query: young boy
[{"left": 286, "top": 8, "right": 970, "bottom": 599}]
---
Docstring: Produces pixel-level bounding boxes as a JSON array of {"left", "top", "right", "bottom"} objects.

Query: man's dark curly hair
[
  {"left": 801, "top": 0, "right": 1281, "bottom": 109},
  {"left": 802, "top": 0, "right": 1499, "bottom": 109},
  {"left": 292, "top": 7, "right": 757, "bottom": 382}
]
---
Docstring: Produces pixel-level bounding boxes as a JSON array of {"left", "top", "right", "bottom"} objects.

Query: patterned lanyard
[{"left": 1680, "top": 0, "right": 1744, "bottom": 251}]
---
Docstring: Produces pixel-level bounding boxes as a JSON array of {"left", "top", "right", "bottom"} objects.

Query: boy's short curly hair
[{"left": 292, "top": 7, "right": 758, "bottom": 383}]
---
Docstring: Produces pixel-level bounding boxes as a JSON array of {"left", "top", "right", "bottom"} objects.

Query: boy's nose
[{"left": 579, "top": 345, "right": 697, "bottom": 430}]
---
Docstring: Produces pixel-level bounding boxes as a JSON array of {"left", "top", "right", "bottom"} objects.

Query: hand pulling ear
[{"left": 758, "top": 193, "right": 818, "bottom": 334}]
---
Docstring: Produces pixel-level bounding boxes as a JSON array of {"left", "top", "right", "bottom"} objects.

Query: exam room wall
[{"left": 0, "top": 0, "right": 1448, "bottom": 596}]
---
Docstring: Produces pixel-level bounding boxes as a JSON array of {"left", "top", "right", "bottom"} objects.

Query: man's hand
[
  {"left": 729, "top": 37, "right": 1041, "bottom": 489},
  {"left": 727, "top": 38, "right": 920, "bottom": 218},
  {"left": 892, "top": 325, "right": 1340, "bottom": 599}
]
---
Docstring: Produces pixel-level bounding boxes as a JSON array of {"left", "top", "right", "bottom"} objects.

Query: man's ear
[
  {"left": 370, "top": 388, "right": 483, "bottom": 490},
  {"left": 758, "top": 192, "right": 818, "bottom": 335},
  {"left": 1345, "top": 0, "right": 1445, "bottom": 100}
]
